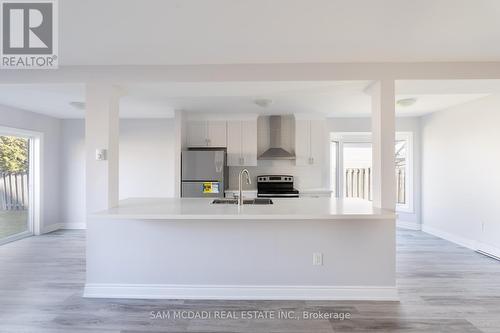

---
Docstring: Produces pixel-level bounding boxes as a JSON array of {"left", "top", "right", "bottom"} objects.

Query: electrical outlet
[{"left": 313, "top": 252, "right": 323, "bottom": 266}]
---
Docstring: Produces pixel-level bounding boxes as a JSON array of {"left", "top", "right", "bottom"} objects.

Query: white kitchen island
[{"left": 84, "top": 197, "right": 397, "bottom": 301}]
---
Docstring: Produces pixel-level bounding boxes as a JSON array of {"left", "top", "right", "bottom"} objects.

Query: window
[
  {"left": 395, "top": 132, "right": 413, "bottom": 212},
  {"left": 343, "top": 142, "right": 372, "bottom": 200},
  {"left": 330, "top": 141, "right": 338, "bottom": 195},
  {"left": 330, "top": 132, "right": 413, "bottom": 213}
]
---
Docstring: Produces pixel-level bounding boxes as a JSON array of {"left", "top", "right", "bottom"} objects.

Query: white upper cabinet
[
  {"left": 207, "top": 121, "right": 227, "bottom": 147},
  {"left": 187, "top": 121, "right": 227, "bottom": 147},
  {"left": 295, "top": 119, "right": 324, "bottom": 166},
  {"left": 227, "top": 121, "right": 242, "bottom": 166},
  {"left": 227, "top": 120, "right": 258, "bottom": 166},
  {"left": 187, "top": 121, "right": 208, "bottom": 147},
  {"left": 309, "top": 120, "right": 324, "bottom": 165},
  {"left": 295, "top": 120, "right": 310, "bottom": 166},
  {"left": 241, "top": 120, "right": 258, "bottom": 166}
]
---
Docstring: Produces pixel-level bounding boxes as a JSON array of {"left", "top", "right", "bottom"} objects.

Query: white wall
[
  {"left": 421, "top": 94, "right": 500, "bottom": 254},
  {"left": 0, "top": 104, "right": 61, "bottom": 233},
  {"left": 60, "top": 120, "right": 86, "bottom": 228},
  {"left": 119, "top": 119, "right": 175, "bottom": 199},
  {"left": 59, "top": 119, "right": 175, "bottom": 226},
  {"left": 326, "top": 117, "right": 422, "bottom": 226}
]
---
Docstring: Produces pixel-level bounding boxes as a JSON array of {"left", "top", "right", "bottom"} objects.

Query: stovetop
[{"left": 256, "top": 175, "right": 299, "bottom": 198}]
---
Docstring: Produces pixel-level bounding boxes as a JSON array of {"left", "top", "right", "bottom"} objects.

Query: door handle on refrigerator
[{"left": 215, "top": 152, "right": 223, "bottom": 173}]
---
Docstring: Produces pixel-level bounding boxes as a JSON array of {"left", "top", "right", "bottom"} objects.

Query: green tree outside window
[{"left": 0, "top": 136, "right": 29, "bottom": 174}]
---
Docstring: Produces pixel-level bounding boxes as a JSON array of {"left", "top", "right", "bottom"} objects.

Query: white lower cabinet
[{"left": 227, "top": 120, "right": 257, "bottom": 166}]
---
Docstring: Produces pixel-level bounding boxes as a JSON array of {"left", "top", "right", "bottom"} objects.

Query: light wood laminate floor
[{"left": 0, "top": 229, "right": 499, "bottom": 332}]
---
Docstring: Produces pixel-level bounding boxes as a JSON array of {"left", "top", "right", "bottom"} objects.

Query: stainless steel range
[{"left": 257, "top": 175, "right": 299, "bottom": 198}]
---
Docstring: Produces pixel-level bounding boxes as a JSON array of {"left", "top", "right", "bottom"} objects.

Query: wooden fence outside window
[{"left": 0, "top": 173, "right": 29, "bottom": 211}]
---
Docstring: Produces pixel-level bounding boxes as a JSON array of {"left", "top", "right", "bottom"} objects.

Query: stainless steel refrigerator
[{"left": 181, "top": 150, "right": 228, "bottom": 198}]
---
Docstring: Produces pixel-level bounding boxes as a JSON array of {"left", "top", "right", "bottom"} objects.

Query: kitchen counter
[
  {"left": 86, "top": 197, "right": 396, "bottom": 301},
  {"left": 225, "top": 189, "right": 333, "bottom": 198},
  {"left": 299, "top": 188, "right": 333, "bottom": 195},
  {"left": 92, "top": 197, "right": 394, "bottom": 220}
]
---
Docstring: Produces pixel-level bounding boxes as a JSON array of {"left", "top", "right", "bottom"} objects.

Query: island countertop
[{"left": 91, "top": 197, "right": 395, "bottom": 220}]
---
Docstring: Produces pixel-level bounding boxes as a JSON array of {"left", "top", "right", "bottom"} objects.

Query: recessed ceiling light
[
  {"left": 69, "top": 101, "right": 86, "bottom": 110},
  {"left": 396, "top": 98, "right": 417, "bottom": 107},
  {"left": 254, "top": 98, "right": 273, "bottom": 108}
]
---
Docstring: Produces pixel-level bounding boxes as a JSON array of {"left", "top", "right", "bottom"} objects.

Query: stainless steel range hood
[{"left": 258, "top": 116, "right": 295, "bottom": 160}]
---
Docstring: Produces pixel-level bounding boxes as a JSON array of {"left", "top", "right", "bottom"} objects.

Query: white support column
[
  {"left": 173, "top": 110, "right": 184, "bottom": 198},
  {"left": 85, "top": 84, "right": 121, "bottom": 214},
  {"left": 371, "top": 80, "right": 396, "bottom": 210}
]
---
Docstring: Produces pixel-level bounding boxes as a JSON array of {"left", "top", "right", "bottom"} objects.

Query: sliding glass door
[
  {"left": 330, "top": 132, "right": 413, "bottom": 212},
  {"left": 0, "top": 134, "right": 32, "bottom": 244},
  {"left": 343, "top": 142, "right": 373, "bottom": 200}
]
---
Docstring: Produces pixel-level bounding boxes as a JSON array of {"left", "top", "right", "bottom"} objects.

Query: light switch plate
[{"left": 95, "top": 149, "right": 107, "bottom": 161}]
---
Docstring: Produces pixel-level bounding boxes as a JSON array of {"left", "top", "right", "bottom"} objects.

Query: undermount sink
[
  {"left": 212, "top": 198, "right": 273, "bottom": 205},
  {"left": 246, "top": 198, "right": 273, "bottom": 205},
  {"left": 212, "top": 199, "right": 238, "bottom": 204}
]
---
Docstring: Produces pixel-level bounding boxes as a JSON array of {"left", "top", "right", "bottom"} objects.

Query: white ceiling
[
  {"left": 126, "top": 81, "right": 372, "bottom": 117},
  {"left": 0, "top": 80, "right": 498, "bottom": 119},
  {"left": 0, "top": 84, "right": 175, "bottom": 119},
  {"left": 59, "top": 0, "right": 500, "bottom": 65}
]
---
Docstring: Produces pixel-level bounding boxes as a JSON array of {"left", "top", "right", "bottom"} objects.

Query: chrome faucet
[{"left": 238, "top": 168, "right": 251, "bottom": 206}]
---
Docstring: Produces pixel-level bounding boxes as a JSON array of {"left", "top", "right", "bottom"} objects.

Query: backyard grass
[{"left": 0, "top": 210, "right": 28, "bottom": 239}]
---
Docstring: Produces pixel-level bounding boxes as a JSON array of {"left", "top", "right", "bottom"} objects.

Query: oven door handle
[{"left": 257, "top": 193, "right": 299, "bottom": 197}]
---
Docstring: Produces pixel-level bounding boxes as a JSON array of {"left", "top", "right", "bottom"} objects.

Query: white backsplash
[{"left": 228, "top": 159, "right": 323, "bottom": 190}]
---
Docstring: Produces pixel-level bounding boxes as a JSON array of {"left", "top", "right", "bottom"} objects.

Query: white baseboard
[
  {"left": 423, "top": 225, "right": 500, "bottom": 261},
  {"left": 421, "top": 225, "right": 476, "bottom": 249},
  {"left": 475, "top": 242, "right": 500, "bottom": 260},
  {"left": 62, "top": 223, "right": 86, "bottom": 230},
  {"left": 42, "top": 223, "right": 62, "bottom": 234},
  {"left": 397, "top": 220, "right": 421, "bottom": 231},
  {"left": 42, "top": 222, "right": 86, "bottom": 233},
  {"left": 10, "top": 221, "right": 84, "bottom": 236},
  {"left": 83, "top": 284, "right": 398, "bottom": 301}
]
